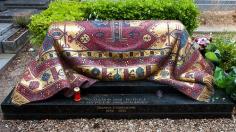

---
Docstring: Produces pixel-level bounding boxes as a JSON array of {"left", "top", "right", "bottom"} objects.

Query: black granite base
[{"left": 1, "top": 81, "right": 235, "bottom": 119}]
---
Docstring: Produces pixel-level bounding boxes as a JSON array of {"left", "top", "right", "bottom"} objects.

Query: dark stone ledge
[{"left": 1, "top": 81, "right": 235, "bottom": 119}]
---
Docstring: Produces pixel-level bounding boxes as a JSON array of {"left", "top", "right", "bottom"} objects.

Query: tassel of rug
[{"left": 197, "top": 86, "right": 213, "bottom": 102}]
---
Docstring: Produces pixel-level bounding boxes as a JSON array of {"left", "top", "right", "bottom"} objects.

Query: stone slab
[
  {"left": 196, "top": 0, "right": 236, "bottom": 10},
  {"left": 0, "top": 9, "right": 39, "bottom": 19},
  {"left": 0, "top": 28, "right": 19, "bottom": 42},
  {"left": 0, "top": 1, "right": 6, "bottom": 12},
  {"left": 195, "top": 25, "right": 236, "bottom": 33},
  {"left": 196, "top": 0, "right": 236, "bottom": 4},
  {"left": 197, "top": 4, "right": 236, "bottom": 11},
  {"left": 0, "top": 23, "right": 13, "bottom": 36},
  {"left": 4, "top": 0, "right": 50, "bottom": 9},
  {"left": 1, "top": 81, "right": 235, "bottom": 119},
  {"left": 2, "top": 29, "right": 29, "bottom": 54},
  {"left": 0, "top": 28, "right": 19, "bottom": 53},
  {"left": 4, "top": 0, "right": 50, "bottom": 5},
  {"left": 0, "top": 54, "right": 15, "bottom": 72}
]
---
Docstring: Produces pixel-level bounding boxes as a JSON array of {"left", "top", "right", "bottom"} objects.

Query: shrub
[
  {"left": 84, "top": 0, "right": 199, "bottom": 32},
  {"left": 29, "top": 0, "right": 200, "bottom": 45},
  {"left": 29, "top": 0, "right": 85, "bottom": 45}
]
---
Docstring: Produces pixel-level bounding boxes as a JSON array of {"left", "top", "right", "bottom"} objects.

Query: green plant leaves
[
  {"left": 213, "top": 65, "right": 236, "bottom": 100},
  {"left": 28, "top": 0, "right": 200, "bottom": 45},
  {"left": 205, "top": 35, "right": 236, "bottom": 72},
  {"left": 28, "top": 0, "right": 84, "bottom": 45},
  {"left": 205, "top": 52, "right": 220, "bottom": 62},
  {"left": 206, "top": 35, "right": 236, "bottom": 101}
]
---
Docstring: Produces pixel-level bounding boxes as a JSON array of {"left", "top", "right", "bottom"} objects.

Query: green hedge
[
  {"left": 29, "top": 0, "right": 85, "bottom": 45},
  {"left": 29, "top": 0, "right": 200, "bottom": 45}
]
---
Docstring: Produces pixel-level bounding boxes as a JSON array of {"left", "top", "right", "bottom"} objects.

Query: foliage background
[
  {"left": 29, "top": 0, "right": 200, "bottom": 45},
  {"left": 204, "top": 35, "right": 236, "bottom": 100}
]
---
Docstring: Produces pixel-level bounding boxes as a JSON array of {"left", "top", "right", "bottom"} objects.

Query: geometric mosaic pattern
[{"left": 11, "top": 20, "right": 213, "bottom": 105}]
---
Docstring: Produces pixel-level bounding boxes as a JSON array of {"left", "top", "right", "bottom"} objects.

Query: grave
[
  {"left": 1, "top": 20, "right": 235, "bottom": 120},
  {"left": 0, "top": 23, "right": 28, "bottom": 54},
  {"left": 0, "top": 9, "right": 39, "bottom": 23},
  {"left": 0, "top": 24, "right": 27, "bottom": 72},
  {"left": 4, "top": 0, "right": 51, "bottom": 9},
  {"left": 2, "top": 28, "right": 29, "bottom": 53},
  {"left": 0, "top": 23, "right": 13, "bottom": 53},
  {"left": 0, "top": 1, "right": 6, "bottom": 12},
  {"left": 1, "top": 81, "right": 235, "bottom": 119},
  {"left": 0, "top": 23, "right": 13, "bottom": 35}
]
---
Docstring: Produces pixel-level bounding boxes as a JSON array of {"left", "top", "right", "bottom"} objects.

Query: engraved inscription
[
  {"left": 96, "top": 106, "right": 136, "bottom": 113},
  {"left": 84, "top": 96, "right": 149, "bottom": 105}
]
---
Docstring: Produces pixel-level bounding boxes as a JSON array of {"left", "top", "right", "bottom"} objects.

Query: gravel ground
[
  {"left": 0, "top": 44, "right": 36, "bottom": 104},
  {"left": 0, "top": 42, "right": 235, "bottom": 132},
  {"left": 0, "top": 118, "right": 236, "bottom": 132}
]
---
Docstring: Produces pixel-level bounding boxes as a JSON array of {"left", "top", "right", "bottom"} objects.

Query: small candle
[{"left": 73, "top": 87, "right": 81, "bottom": 102}]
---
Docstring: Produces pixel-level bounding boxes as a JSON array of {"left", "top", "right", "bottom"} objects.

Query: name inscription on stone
[
  {"left": 96, "top": 106, "right": 136, "bottom": 113},
  {"left": 84, "top": 97, "right": 149, "bottom": 105}
]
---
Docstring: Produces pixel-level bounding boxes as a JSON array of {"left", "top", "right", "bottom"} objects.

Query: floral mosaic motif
[
  {"left": 143, "top": 34, "right": 151, "bottom": 42},
  {"left": 80, "top": 34, "right": 90, "bottom": 43}
]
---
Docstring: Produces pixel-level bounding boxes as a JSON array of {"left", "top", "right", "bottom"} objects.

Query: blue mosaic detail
[
  {"left": 180, "top": 30, "right": 188, "bottom": 48},
  {"left": 51, "top": 31, "right": 62, "bottom": 37},
  {"left": 41, "top": 72, "right": 51, "bottom": 81},
  {"left": 114, "top": 73, "right": 121, "bottom": 81},
  {"left": 113, "top": 69, "right": 121, "bottom": 81},
  {"left": 136, "top": 67, "right": 144, "bottom": 78},
  {"left": 91, "top": 20, "right": 109, "bottom": 28},
  {"left": 91, "top": 68, "right": 100, "bottom": 77},
  {"left": 42, "top": 35, "right": 54, "bottom": 51}
]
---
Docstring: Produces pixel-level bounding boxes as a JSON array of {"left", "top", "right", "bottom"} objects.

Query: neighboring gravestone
[
  {"left": 0, "top": 9, "right": 39, "bottom": 22},
  {"left": 0, "top": 23, "right": 13, "bottom": 36},
  {"left": 0, "top": 23, "right": 13, "bottom": 53},
  {"left": 0, "top": 1, "right": 6, "bottom": 12},
  {"left": 196, "top": 0, "right": 236, "bottom": 11},
  {"left": 4, "top": 0, "right": 51, "bottom": 9}
]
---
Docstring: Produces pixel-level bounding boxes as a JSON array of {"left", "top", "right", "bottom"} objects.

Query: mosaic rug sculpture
[{"left": 11, "top": 20, "right": 213, "bottom": 105}]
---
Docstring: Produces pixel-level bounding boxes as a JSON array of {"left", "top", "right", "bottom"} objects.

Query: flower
[{"left": 193, "top": 34, "right": 212, "bottom": 50}]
